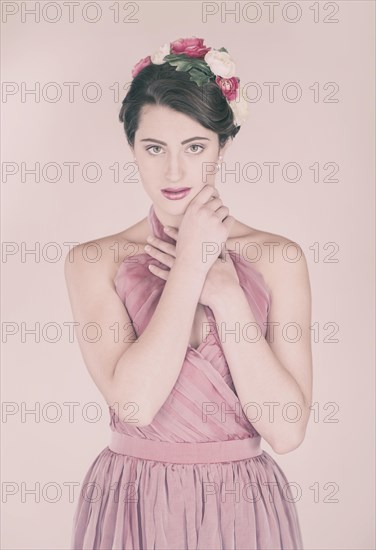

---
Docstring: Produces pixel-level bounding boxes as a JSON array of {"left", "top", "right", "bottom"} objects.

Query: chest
[{"left": 189, "top": 303, "right": 211, "bottom": 349}]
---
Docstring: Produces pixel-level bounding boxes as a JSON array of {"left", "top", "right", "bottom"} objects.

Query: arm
[
  {"left": 64, "top": 242, "right": 206, "bottom": 427},
  {"left": 210, "top": 241, "right": 313, "bottom": 454}
]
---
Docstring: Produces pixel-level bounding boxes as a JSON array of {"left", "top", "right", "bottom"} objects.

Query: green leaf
[
  {"left": 164, "top": 54, "right": 212, "bottom": 73},
  {"left": 168, "top": 59, "right": 194, "bottom": 72},
  {"left": 188, "top": 68, "right": 212, "bottom": 87},
  {"left": 162, "top": 53, "right": 217, "bottom": 85},
  {"left": 190, "top": 60, "right": 213, "bottom": 76}
]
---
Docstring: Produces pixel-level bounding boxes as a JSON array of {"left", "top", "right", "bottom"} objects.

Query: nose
[{"left": 165, "top": 153, "right": 184, "bottom": 183}]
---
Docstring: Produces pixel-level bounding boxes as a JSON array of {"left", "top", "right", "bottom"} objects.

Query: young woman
[{"left": 66, "top": 37, "right": 312, "bottom": 550}]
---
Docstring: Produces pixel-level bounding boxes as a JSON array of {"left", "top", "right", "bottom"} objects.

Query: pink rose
[
  {"left": 215, "top": 76, "right": 239, "bottom": 101},
  {"left": 132, "top": 56, "right": 152, "bottom": 78},
  {"left": 170, "top": 37, "right": 210, "bottom": 59}
]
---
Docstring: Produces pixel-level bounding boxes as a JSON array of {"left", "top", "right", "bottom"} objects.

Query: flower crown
[{"left": 131, "top": 37, "right": 249, "bottom": 128}]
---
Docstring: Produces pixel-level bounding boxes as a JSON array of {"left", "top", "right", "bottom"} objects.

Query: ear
[{"left": 219, "top": 139, "right": 232, "bottom": 159}]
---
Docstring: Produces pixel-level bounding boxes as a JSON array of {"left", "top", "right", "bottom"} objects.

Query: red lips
[
  {"left": 161, "top": 188, "right": 192, "bottom": 200},
  {"left": 161, "top": 187, "right": 191, "bottom": 192}
]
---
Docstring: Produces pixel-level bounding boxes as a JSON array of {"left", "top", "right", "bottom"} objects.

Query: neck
[{"left": 152, "top": 205, "right": 185, "bottom": 230}]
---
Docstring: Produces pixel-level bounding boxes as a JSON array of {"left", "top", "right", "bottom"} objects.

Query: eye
[
  {"left": 145, "top": 143, "right": 205, "bottom": 156},
  {"left": 188, "top": 144, "right": 205, "bottom": 153},
  {"left": 146, "top": 145, "right": 163, "bottom": 155}
]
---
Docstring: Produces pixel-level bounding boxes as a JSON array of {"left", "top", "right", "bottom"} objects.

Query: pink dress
[{"left": 70, "top": 205, "right": 304, "bottom": 549}]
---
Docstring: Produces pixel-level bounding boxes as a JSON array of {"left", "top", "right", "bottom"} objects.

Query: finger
[
  {"left": 190, "top": 184, "right": 219, "bottom": 207},
  {"left": 222, "top": 214, "right": 235, "bottom": 231},
  {"left": 148, "top": 263, "right": 169, "bottom": 280},
  {"left": 145, "top": 245, "right": 175, "bottom": 268},
  {"left": 163, "top": 226, "right": 178, "bottom": 239},
  {"left": 205, "top": 197, "right": 224, "bottom": 213},
  {"left": 147, "top": 236, "right": 177, "bottom": 258}
]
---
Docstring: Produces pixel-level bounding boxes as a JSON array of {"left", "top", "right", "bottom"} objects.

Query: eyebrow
[{"left": 140, "top": 136, "right": 211, "bottom": 146}]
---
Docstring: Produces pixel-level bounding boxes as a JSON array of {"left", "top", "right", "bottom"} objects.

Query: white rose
[
  {"left": 230, "top": 86, "right": 250, "bottom": 126},
  {"left": 151, "top": 43, "right": 170, "bottom": 65},
  {"left": 204, "top": 49, "right": 236, "bottom": 78}
]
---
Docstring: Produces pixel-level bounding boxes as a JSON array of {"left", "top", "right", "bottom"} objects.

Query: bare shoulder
[
  {"left": 228, "top": 219, "right": 310, "bottom": 300},
  {"left": 64, "top": 216, "right": 149, "bottom": 283}
]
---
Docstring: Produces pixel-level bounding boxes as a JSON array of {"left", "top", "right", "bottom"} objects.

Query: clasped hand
[{"left": 144, "top": 226, "right": 240, "bottom": 309}]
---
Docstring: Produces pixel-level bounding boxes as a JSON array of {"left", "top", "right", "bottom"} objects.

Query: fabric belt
[{"left": 108, "top": 430, "right": 263, "bottom": 464}]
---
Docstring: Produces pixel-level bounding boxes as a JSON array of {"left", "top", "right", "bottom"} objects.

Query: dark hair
[{"left": 119, "top": 62, "right": 241, "bottom": 150}]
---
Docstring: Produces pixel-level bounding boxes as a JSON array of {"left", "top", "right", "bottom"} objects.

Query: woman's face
[{"left": 132, "top": 104, "right": 229, "bottom": 223}]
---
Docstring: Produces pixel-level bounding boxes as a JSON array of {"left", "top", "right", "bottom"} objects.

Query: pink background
[{"left": 2, "top": 1, "right": 375, "bottom": 548}]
